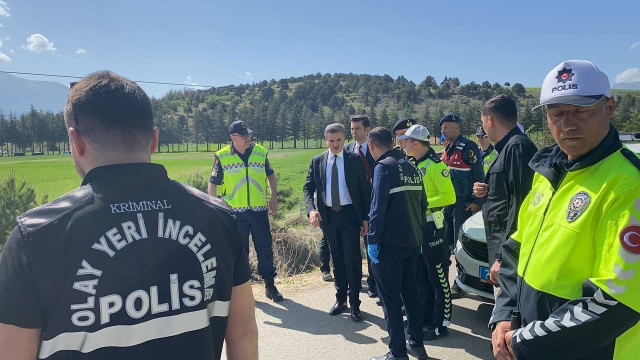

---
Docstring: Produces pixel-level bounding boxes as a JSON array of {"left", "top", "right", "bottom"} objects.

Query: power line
[{"left": 0, "top": 70, "right": 214, "bottom": 88}]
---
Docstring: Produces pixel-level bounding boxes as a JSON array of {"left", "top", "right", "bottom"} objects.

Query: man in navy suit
[
  {"left": 303, "top": 123, "right": 371, "bottom": 322},
  {"left": 344, "top": 115, "right": 377, "bottom": 298}
]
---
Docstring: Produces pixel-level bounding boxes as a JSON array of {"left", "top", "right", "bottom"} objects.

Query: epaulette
[
  {"left": 621, "top": 147, "right": 640, "bottom": 173},
  {"left": 16, "top": 186, "right": 93, "bottom": 235}
]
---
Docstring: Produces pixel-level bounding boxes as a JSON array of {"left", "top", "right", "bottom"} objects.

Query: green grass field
[
  {"left": 0, "top": 144, "right": 444, "bottom": 206},
  {"left": 0, "top": 148, "right": 324, "bottom": 201}
]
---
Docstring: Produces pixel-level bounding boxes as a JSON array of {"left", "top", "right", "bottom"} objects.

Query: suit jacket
[
  {"left": 303, "top": 150, "right": 371, "bottom": 230},
  {"left": 344, "top": 141, "right": 375, "bottom": 174}
]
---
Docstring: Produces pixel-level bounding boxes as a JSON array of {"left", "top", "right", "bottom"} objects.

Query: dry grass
[{"left": 247, "top": 213, "right": 323, "bottom": 281}]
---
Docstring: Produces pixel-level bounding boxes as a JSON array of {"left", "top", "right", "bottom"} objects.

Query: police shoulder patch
[
  {"left": 442, "top": 169, "right": 449, "bottom": 177},
  {"left": 468, "top": 149, "right": 477, "bottom": 164},
  {"left": 566, "top": 191, "right": 590, "bottom": 222}
]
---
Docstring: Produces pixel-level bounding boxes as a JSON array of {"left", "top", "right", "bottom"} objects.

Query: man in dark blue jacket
[{"left": 367, "top": 127, "right": 428, "bottom": 360}]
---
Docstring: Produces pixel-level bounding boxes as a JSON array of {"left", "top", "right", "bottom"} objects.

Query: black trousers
[
  {"left": 323, "top": 205, "right": 362, "bottom": 307},
  {"left": 373, "top": 244, "right": 423, "bottom": 357},
  {"left": 235, "top": 210, "right": 277, "bottom": 279},
  {"left": 417, "top": 222, "right": 452, "bottom": 328},
  {"left": 320, "top": 235, "right": 331, "bottom": 273}
]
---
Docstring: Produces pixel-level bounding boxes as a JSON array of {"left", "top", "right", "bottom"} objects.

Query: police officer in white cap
[{"left": 490, "top": 60, "right": 640, "bottom": 360}]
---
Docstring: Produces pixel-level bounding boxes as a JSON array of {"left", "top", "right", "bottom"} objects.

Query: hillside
[
  {"left": 0, "top": 73, "right": 69, "bottom": 115},
  {"left": 152, "top": 73, "right": 640, "bottom": 150},
  {"left": 1, "top": 73, "right": 639, "bottom": 155}
]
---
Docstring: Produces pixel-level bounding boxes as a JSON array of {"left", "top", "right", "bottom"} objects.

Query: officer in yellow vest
[
  {"left": 400, "top": 124, "right": 457, "bottom": 340},
  {"left": 208, "top": 121, "right": 283, "bottom": 302},
  {"left": 490, "top": 60, "right": 640, "bottom": 360},
  {"left": 476, "top": 126, "right": 497, "bottom": 174}
]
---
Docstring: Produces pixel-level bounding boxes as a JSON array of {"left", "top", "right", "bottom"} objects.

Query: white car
[
  {"left": 453, "top": 211, "right": 494, "bottom": 300},
  {"left": 454, "top": 139, "right": 640, "bottom": 301}
]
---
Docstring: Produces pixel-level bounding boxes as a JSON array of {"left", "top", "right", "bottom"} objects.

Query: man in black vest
[
  {"left": 0, "top": 71, "right": 257, "bottom": 360},
  {"left": 367, "top": 127, "right": 428, "bottom": 360}
]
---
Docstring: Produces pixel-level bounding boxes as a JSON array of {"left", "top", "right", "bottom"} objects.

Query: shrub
[{"left": 0, "top": 171, "right": 48, "bottom": 252}]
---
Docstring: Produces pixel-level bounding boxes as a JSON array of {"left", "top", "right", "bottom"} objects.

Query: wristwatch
[{"left": 495, "top": 252, "right": 502, "bottom": 262}]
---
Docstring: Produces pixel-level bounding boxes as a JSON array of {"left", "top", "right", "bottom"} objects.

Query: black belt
[{"left": 325, "top": 204, "right": 353, "bottom": 212}]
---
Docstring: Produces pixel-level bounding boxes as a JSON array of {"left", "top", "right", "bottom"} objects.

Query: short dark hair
[
  {"left": 65, "top": 71, "right": 154, "bottom": 151},
  {"left": 368, "top": 126, "right": 393, "bottom": 150},
  {"left": 481, "top": 95, "right": 517, "bottom": 124},
  {"left": 350, "top": 115, "right": 371, "bottom": 129}
]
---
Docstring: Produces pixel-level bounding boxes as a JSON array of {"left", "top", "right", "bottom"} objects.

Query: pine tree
[{"left": 0, "top": 171, "right": 48, "bottom": 250}]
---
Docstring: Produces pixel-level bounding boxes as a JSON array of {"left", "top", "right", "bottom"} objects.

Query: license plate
[{"left": 480, "top": 266, "right": 491, "bottom": 283}]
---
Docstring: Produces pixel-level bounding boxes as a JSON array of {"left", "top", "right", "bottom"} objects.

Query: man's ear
[
  {"left": 150, "top": 129, "right": 159, "bottom": 154},
  {"left": 605, "top": 97, "right": 616, "bottom": 117},
  {"left": 68, "top": 127, "right": 86, "bottom": 157}
]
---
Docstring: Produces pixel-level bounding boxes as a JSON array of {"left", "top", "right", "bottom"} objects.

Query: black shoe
[
  {"left": 450, "top": 282, "right": 464, "bottom": 299},
  {"left": 264, "top": 278, "right": 283, "bottom": 302},
  {"left": 406, "top": 341, "right": 429, "bottom": 360},
  {"left": 329, "top": 301, "right": 347, "bottom": 316},
  {"left": 367, "top": 289, "right": 378, "bottom": 298},
  {"left": 350, "top": 307, "right": 363, "bottom": 322},
  {"left": 321, "top": 271, "right": 333, "bottom": 282},
  {"left": 371, "top": 352, "right": 409, "bottom": 360},
  {"left": 423, "top": 325, "right": 449, "bottom": 341}
]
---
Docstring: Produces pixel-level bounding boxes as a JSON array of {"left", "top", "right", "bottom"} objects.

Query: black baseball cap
[
  {"left": 476, "top": 126, "right": 487, "bottom": 137},
  {"left": 439, "top": 114, "right": 461, "bottom": 126},
  {"left": 229, "top": 121, "right": 253, "bottom": 136},
  {"left": 392, "top": 118, "right": 415, "bottom": 132}
]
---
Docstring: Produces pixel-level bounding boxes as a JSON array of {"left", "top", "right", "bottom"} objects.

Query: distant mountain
[
  {"left": 613, "top": 82, "right": 640, "bottom": 91},
  {"left": 0, "top": 73, "right": 69, "bottom": 115}
]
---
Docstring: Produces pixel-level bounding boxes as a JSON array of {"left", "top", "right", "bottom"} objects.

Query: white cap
[
  {"left": 533, "top": 60, "right": 610, "bottom": 110},
  {"left": 397, "top": 124, "right": 430, "bottom": 142}
]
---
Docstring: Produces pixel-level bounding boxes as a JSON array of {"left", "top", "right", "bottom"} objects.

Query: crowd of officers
[
  {"left": 204, "top": 58, "right": 640, "bottom": 360},
  {"left": 0, "top": 59, "right": 639, "bottom": 360}
]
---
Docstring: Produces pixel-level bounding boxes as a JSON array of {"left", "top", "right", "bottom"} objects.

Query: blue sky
[{"left": 0, "top": 0, "right": 639, "bottom": 98}]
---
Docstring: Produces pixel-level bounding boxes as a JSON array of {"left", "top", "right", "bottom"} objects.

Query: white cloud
[
  {"left": 631, "top": 41, "right": 640, "bottom": 51},
  {"left": 0, "top": 51, "right": 11, "bottom": 63},
  {"left": 184, "top": 75, "right": 200, "bottom": 89},
  {"left": 615, "top": 68, "right": 640, "bottom": 84},
  {"left": 9, "top": 48, "right": 13, "bottom": 53},
  {"left": 238, "top": 71, "right": 254, "bottom": 81},
  {"left": 0, "top": 39, "right": 2, "bottom": 48},
  {"left": 76, "top": 48, "right": 86, "bottom": 55},
  {"left": 4, "top": 36, "right": 9, "bottom": 41},
  {"left": 0, "top": 0, "right": 10, "bottom": 17},
  {"left": 22, "top": 33, "right": 56, "bottom": 53},
  {"left": 0, "top": 22, "right": 4, "bottom": 28}
]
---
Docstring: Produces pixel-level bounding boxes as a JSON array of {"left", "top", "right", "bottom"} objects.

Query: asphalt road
[{"left": 225, "top": 264, "right": 495, "bottom": 360}]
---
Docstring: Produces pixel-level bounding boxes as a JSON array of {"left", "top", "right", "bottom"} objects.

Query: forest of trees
[{"left": 2, "top": 72, "right": 640, "bottom": 155}]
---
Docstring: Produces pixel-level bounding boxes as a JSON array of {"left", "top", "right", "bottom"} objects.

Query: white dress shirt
[{"left": 325, "top": 150, "right": 353, "bottom": 207}]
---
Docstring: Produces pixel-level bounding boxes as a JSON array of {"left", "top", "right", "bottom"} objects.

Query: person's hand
[
  {"left": 504, "top": 330, "right": 516, "bottom": 359},
  {"left": 269, "top": 196, "right": 278, "bottom": 216},
  {"left": 473, "top": 182, "right": 488, "bottom": 198},
  {"left": 367, "top": 244, "right": 380, "bottom": 264},
  {"left": 360, "top": 220, "right": 369, "bottom": 237},
  {"left": 492, "top": 322, "right": 516, "bottom": 360},
  {"left": 465, "top": 202, "right": 481, "bottom": 213},
  {"left": 490, "top": 260, "right": 501, "bottom": 285},
  {"left": 309, "top": 210, "right": 322, "bottom": 228}
]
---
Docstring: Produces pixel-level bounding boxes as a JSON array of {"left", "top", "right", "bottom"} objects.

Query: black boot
[{"left": 265, "top": 278, "right": 283, "bottom": 302}]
